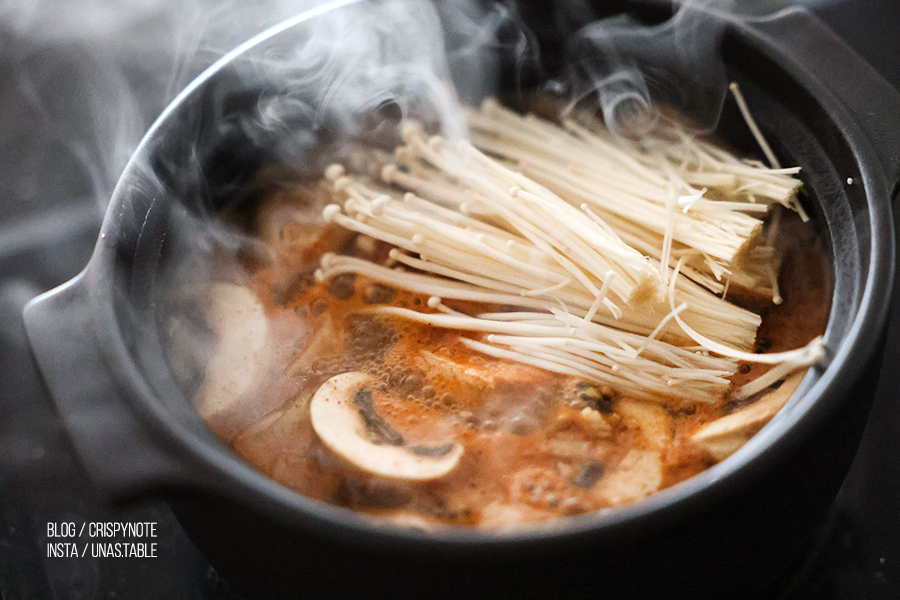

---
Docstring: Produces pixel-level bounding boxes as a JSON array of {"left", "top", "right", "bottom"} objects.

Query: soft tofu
[
  {"left": 595, "top": 448, "right": 663, "bottom": 506},
  {"left": 195, "top": 283, "right": 306, "bottom": 441},
  {"left": 195, "top": 284, "right": 271, "bottom": 421},
  {"left": 414, "top": 349, "right": 552, "bottom": 416},
  {"left": 691, "top": 372, "right": 804, "bottom": 461},
  {"left": 615, "top": 398, "right": 674, "bottom": 450}
]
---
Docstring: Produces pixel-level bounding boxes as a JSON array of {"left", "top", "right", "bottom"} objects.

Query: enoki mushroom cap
[{"left": 310, "top": 372, "right": 464, "bottom": 481}]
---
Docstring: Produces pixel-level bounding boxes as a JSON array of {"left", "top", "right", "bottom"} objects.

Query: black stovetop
[{"left": 1, "top": 2, "right": 898, "bottom": 599}]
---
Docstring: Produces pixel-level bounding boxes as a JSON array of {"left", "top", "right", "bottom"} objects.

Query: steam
[
  {"left": 148, "top": 0, "right": 492, "bottom": 295},
  {"left": 0, "top": 1, "right": 363, "bottom": 208},
  {"left": 567, "top": 3, "right": 728, "bottom": 135},
  {"left": 3, "top": 0, "right": 806, "bottom": 397},
  {"left": 230, "top": 0, "right": 468, "bottom": 155},
  {"left": 567, "top": 0, "right": 806, "bottom": 135},
  {"left": 1, "top": 0, "right": 812, "bottom": 216},
  {"left": 2, "top": 0, "right": 530, "bottom": 216}
]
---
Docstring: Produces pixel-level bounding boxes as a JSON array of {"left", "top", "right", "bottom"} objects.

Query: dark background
[{"left": 1, "top": 1, "right": 898, "bottom": 598}]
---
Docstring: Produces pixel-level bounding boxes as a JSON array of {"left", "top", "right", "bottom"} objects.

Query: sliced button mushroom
[{"left": 310, "top": 372, "right": 463, "bottom": 481}]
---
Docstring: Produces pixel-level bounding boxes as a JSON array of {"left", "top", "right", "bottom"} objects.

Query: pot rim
[{"left": 82, "top": 0, "right": 896, "bottom": 551}]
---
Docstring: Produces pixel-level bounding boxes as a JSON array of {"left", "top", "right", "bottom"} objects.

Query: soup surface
[{"left": 190, "top": 103, "right": 830, "bottom": 528}]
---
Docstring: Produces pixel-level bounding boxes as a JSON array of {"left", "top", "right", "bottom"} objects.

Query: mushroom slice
[{"left": 310, "top": 372, "right": 463, "bottom": 481}]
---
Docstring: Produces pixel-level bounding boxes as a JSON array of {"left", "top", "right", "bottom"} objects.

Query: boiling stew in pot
[{"left": 188, "top": 98, "right": 829, "bottom": 528}]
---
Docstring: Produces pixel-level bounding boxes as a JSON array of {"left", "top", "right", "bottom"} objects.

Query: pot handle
[
  {"left": 23, "top": 274, "right": 201, "bottom": 504},
  {"left": 742, "top": 7, "right": 900, "bottom": 195}
]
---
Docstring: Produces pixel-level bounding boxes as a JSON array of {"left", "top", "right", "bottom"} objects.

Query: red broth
[{"left": 199, "top": 186, "right": 829, "bottom": 528}]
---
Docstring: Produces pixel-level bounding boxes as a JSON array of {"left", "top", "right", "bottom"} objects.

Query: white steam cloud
[
  {"left": 1, "top": 0, "right": 802, "bottom": 213},
  {"left": 1, "top": 0, "right": 476, "bottom": 208}
]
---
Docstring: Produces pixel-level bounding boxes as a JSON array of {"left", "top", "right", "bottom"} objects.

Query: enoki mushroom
[{"left": 313, "top": 94, "right": 823, "bottom": 405}]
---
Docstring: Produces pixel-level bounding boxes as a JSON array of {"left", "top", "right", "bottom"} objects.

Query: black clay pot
[{"left": 22, "top": 1, "right": 900, "bottom": 599}]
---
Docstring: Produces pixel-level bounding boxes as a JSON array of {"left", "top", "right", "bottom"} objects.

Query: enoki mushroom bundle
[{"left": 314, "top": 97, "right": 824, "bottom": 405}]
